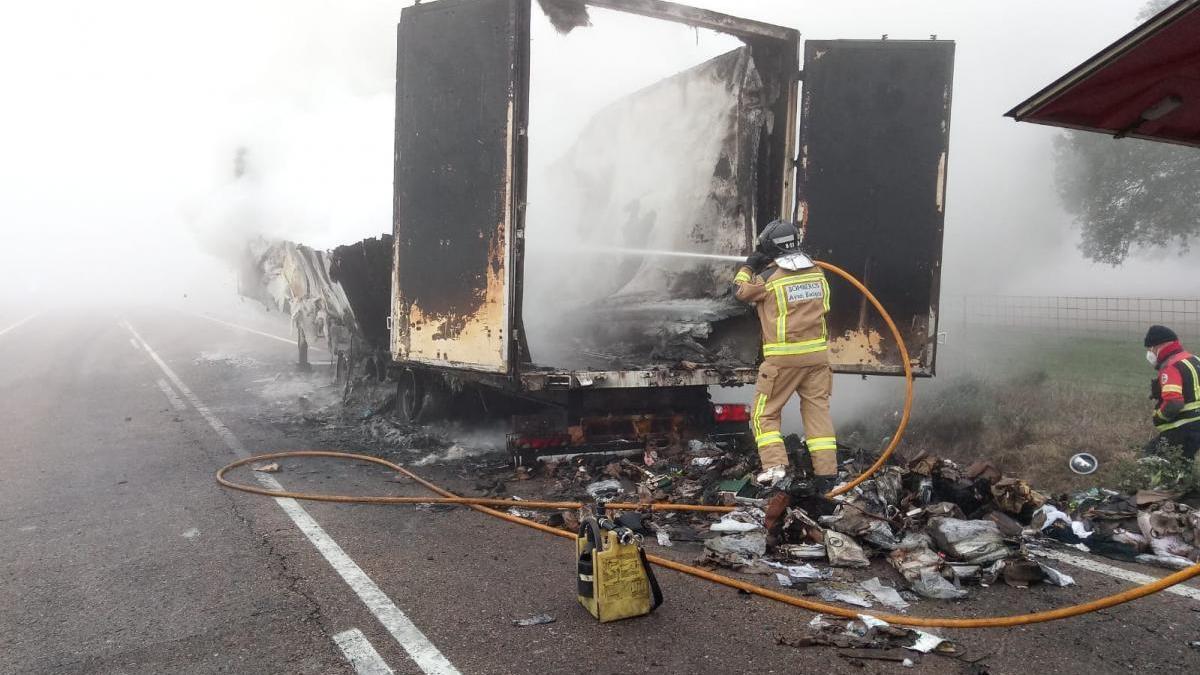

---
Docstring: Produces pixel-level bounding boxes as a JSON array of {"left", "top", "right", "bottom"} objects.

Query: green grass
[
  {"left": 843, "top": 329, "right": 1164, "bottom": 493},
  {"left": 960, "top": 329, "right": 1147, "bottom": 394}
]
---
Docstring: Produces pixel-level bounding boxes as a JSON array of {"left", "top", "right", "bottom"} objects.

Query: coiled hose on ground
[{"left": 216, "top": 260, "right": 1200, "bottom": 628}]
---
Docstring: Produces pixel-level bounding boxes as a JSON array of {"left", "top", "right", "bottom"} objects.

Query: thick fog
[
  {"left": 0, "top": 0, "right": 401, "bottom": 310},
  {"left": 1, "top": 0, "right": 1183, "bottom": 315}
]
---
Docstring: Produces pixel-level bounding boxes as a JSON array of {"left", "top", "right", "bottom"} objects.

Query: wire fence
[{"left": 952, "top": 295, "right": 1200, "bottom": 340}]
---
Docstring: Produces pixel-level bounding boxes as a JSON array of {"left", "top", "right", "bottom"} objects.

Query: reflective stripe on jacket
[{"left": 733, "top": 264, "right": 830, "bottom": 359}]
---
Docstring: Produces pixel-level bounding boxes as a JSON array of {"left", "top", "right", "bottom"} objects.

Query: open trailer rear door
[
  {"left": 798, "top": 39, "right": 955, "bottom": 377},
  {"left": 391, "top": 0, "right": 528, "bottom": 374}
]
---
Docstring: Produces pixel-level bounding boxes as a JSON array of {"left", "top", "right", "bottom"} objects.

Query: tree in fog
[
  {"left": 1055, "top": 134, "right": 1200, "bottom": 264},
  {"left": 1053, "top": 0, "right": 1200, "bottom": 264}
]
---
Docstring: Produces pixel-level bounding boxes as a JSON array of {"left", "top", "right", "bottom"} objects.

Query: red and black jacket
[{"left": 1153, "top": 340, "right": 1200, "bottom": 433}]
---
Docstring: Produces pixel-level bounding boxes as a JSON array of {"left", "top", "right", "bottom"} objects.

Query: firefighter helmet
[{"left": 756, "top": 220, "right": 803, "bottom": 258}]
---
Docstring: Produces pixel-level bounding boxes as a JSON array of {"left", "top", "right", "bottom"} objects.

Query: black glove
[
  {"left": 744, "top": 251, "right": 770, "bottom": 273},
  {"left": 1151, "top": 377, "right": 1162, "bottom": 401}
]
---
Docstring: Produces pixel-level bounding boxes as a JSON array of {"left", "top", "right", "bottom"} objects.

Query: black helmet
[{"left": 756, "top": 219, "right": 803, "bottom": 258}]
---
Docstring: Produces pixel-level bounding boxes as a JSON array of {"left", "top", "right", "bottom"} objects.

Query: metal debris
[
  {"left": 911, "top": 569, "right": 968, "bottom": 600},
  {"left": 927, "top": 517, "right": 1014, "bottom": 565},
  {"left": 825, "top": 531, "right": 871, "bottom": 568},
  {"left": 766, "top": 561, "right": 831, "bottom": 584},
  {"left": 704, "top": 531, "right": 767, "bottom": 559},
  {"left": 778, "top": 543, "right": 828, "bottom": 560},
  {"left": 585, "top": 479, "right": 624, "bottom": 500},
  {"left": 860, "top": 577, "right": 910, "bottom": 610},
  {"left": 710, "top": 507, "right": 766, "bottom": 534},
  {"left": 512, "top": 614, "right": 555, "bottom": 627},
  {"left": 813, "top": 583, "right": 874, "bottom": 608}
]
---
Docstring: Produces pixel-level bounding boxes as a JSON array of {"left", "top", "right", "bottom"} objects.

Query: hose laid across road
[
  {"left": 218, "top": 450, "right": 1200, "bottom": 629},
  {"left": 216, "top": 260, "right": 1200, "bottom": 627}
]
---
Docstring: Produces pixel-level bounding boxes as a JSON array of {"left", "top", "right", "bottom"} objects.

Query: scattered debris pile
[
  {"left": 777, "top": 613, "right": 987, "bottom": 670},
  {"left": 465, "top": 441, "right": 1200, "bottom": 614},
  {"left": 679, "top": 450, "right": 1084, "bottom": 601},
  {"left": 1042, "top": 486, "right": 1200, "bottom": 570}
]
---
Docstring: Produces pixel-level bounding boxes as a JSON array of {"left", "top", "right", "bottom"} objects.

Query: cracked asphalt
[{"left": 2, "top": 308, "right": 1199, "bottom": 674}]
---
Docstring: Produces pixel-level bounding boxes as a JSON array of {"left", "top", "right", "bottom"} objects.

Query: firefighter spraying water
[
  {"left": 732, "top": 220, "right": 838, "bottom": 493},
  {"left": 581, "top": 245, "right": 745, "bottom": 263}
]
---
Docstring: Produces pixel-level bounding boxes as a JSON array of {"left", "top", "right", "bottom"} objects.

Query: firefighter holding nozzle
[{"left": 733, "top": 220, "right": 837, "bottom": 493}]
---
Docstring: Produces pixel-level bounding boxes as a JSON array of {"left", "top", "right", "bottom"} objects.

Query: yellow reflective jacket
[{"left": 734, "top": 264, "right": 830, "bottom": 360}]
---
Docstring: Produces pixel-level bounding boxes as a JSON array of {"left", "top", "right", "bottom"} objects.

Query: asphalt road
[{"left": 2, "top": 309, "right": 1199, "bottom": 674}]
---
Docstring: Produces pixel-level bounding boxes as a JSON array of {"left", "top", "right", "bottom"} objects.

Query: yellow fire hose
[
  {"left": 814, "top": 260, "right": 912, "bottom": 498},
  {"left": 216, "top": 260, "right": 1200, "bottom": 628}
]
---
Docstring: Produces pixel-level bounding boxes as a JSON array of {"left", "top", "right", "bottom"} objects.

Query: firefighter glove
[{"left": 744, "top": 251, "right": 771, "bottom": 273}]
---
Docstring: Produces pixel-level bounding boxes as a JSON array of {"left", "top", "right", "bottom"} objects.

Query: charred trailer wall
[
  {"left": 391, "top": 0, "right": 528, "bottom": 375},
  {"left": 330, "top": 235, "right": 394, "bottom": 351}
]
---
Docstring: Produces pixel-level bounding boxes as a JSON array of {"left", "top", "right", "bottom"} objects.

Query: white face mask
[{"left": 1147, "top": 350, "right": 1159, "bottom": 367}]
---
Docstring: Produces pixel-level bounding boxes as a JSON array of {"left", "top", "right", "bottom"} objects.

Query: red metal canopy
[{"left": 1007, "top": 0, "right": 1200, "bottom": 147}]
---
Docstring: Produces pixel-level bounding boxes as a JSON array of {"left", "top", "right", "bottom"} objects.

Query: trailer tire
[
  {"left": 416, "top": 374, "right": 451, "bottom": 423},
  {"left": 396, "top": 368, "right": 424, "bottom": 423}
]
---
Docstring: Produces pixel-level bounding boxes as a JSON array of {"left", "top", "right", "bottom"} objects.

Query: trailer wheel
[
  {"left": 416, "top": 374, "right": 451, "bottom": 422},
  {"left": 396, "top": 368, "right": 424, "bottom": 423}
]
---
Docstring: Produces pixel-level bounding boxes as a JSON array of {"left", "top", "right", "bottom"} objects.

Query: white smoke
[
  {"left": 0, "top": 0, "right": 405, "bottom": 309},
  {"left": 0, "top": 0, "right": 1163, "bottom": 316}
]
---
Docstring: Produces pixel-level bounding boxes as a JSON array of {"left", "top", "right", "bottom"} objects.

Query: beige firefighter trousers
[{"left": 750, "top": 358, "right": 837, "bottom": 476}]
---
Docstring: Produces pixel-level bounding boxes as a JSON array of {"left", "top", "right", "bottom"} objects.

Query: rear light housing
[
  {"left": 513, "top": 434, "right": 572, "bottom": 450},
  {"left": 712, "top": 403, "right": 751, "bottom": 423}
]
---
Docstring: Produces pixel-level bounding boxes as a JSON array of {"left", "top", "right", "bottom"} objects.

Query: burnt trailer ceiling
[
  {"left": 798, "top": 40, "right": 955, "bottom": 377},
  {"left": 523, "top": 46, "right": 778, "bottom": 371}
]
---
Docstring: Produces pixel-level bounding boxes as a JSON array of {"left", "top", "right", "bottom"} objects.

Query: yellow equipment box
[{"left": 576, "top": 513, "right": 663, "bottom": 622}]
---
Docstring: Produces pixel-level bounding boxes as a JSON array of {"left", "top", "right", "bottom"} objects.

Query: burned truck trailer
[{"left": 388, "top": 0, "right": 954, "bottom": 462}]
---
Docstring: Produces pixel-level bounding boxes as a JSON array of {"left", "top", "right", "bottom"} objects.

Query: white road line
[
  {"left": 272, "top": 496, "right": 454, "bottom": 674},
  {"left": 122, "top": 321, "right": 458, "bottom": 675},
  {"left": 130, "top": 338, "right": 142, "bottom": 351},
  {"left": 0, "top": 312, "right": 40, "bottom": 339},
  {"left": 333, "top": 629, "right": 395, "bottom": 675},
  {"left": 188, "top": 312, "right": 327, "bottom": 352},
  {"left": 156, "top": 378, "right": 188, "bottom": 411},
  {"left": 1033, "top": 548, "right": 1200, "bottom": 601}
]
